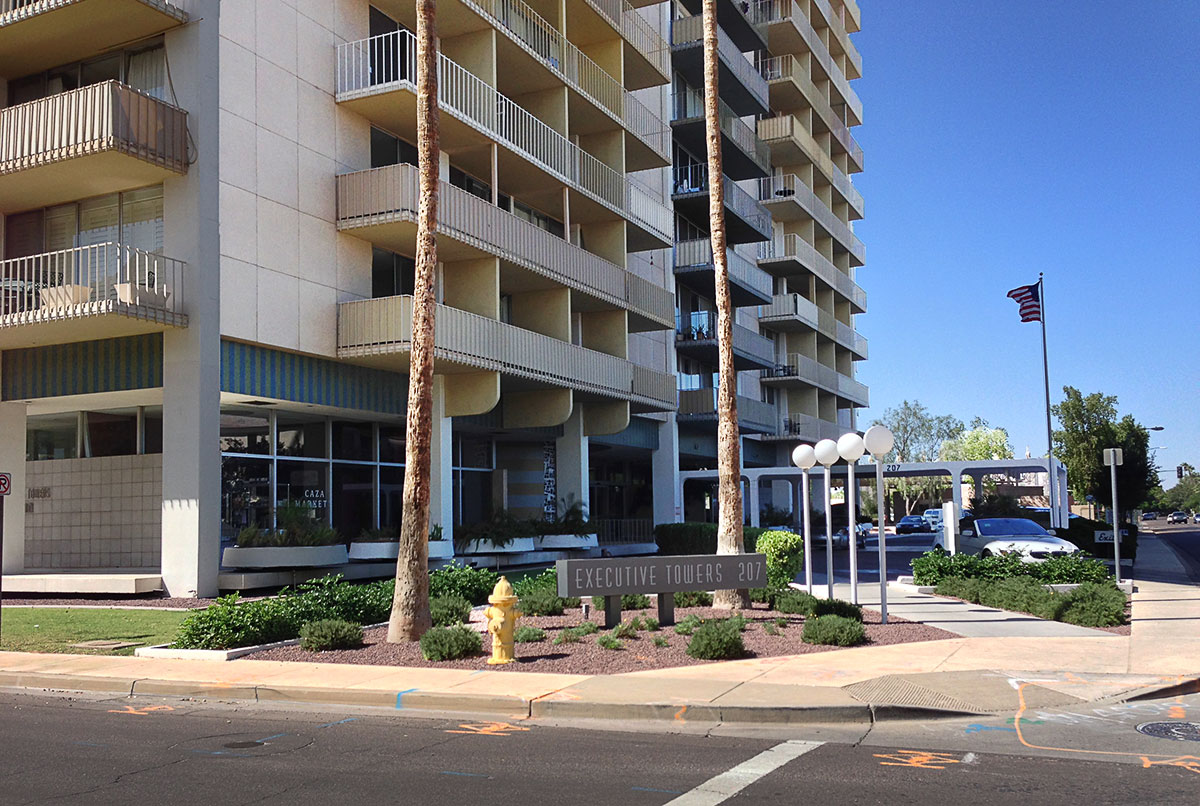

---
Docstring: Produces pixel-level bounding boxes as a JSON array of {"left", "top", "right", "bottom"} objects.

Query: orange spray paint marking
[
  {"left": 674, "top": 705, "right": 688, "bottom": 721},
  {"left": 445, "top": 721, "right": 529, "bottom": 736},
  {"left": 107, "top": 705, "right": 175, "bottom": 716},
  {"left": 1140, "top": 756, "right": 1200, "bottom": 775},
  {"left": 873, "top": 750, "right": 961, "bottom": 770}
]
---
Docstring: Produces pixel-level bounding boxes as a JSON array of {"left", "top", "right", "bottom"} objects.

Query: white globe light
[
  {"left": 814, "top": 438, "right": 840, "bottom": 467},
  {"left": 792, "top": 444, "right": 816, "bottom": 470},
  {"left": 837, "top": 432, "right": 866, "bottom": 462},
  {"left": 863, "top": 424, "right": 895, "bottom": 457}
]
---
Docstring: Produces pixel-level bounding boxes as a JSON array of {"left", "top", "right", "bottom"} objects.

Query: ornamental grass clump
[
  {"left": 299, "top": 619, "right": 363, "bottom": 652},
  {"left": 685, "top": 618, "right": 745, "bottom": 660},
  {"left": 597, "top": 634, "right": 622, "bottom": 650},
  {"left": 673, "top": 614, "right": 702, "bottom": 636},
  {"left": 419, "top": 625, "right": 483, "bottom": 661},
  {"left": 802, "top": 615, "right": 866, "bottom": 647},
  {"left": 553, "top": 622, "right": 599, "bottom": 645},
  {"left": 673, "top": 590, "right": 713, "bottom": 608}
]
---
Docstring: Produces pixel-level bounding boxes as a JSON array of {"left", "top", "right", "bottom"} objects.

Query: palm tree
[
  {"left": 702, "top": 0, "right": 747, "bottom": 609},
  {"left": 387, "top": 0, "right": 438, "bottom": 642}
]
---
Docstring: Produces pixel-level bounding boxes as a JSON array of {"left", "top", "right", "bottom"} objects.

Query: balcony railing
[
  {"left": 595, "top": 518, "right": 654, "bottom": 545},
  {"left": 672, "top": 88, "right": 770, "bottom": 174},
  {"left": 756, "top": 53, "right": 863, "bottom": 169},
  {"left": 336, "top": 31, "right": 671, "bottom": 243},
  {"left": 337, "top": 164, "right": 672, "bottom": 329},
  {"left": 632, "top": 363, "right": 677, "bottom": 406},
  {"left": 678, "top": 387, "right": 777, "bottom": 432},
  {"left": 758, "top": 174, "right": 864, "bottom": 261},
  {"left": 776, "top": 412, "right": 843, "bottom": 441},
  {"left": 675, "top": 310, "right": 776, "bottom": 367},
  {"left": 671, "top": 14, "right": 769, "bottom": 111},
  {"left": 674, "top": 239, "right": 772, "bottom": 301},
  {"left": 763, "top": 0, "right": 862, "bottom": 123},
  {"left": 582, "top": 0, "right": 670, "bottom": 81},
  {"left": 758, "top": 235, "right": 866, "bottom": 310},
  {"left": 672, "top": 164, "right": 771, "bottom": 237},
  {"left": 0, "top": 243, "right": 186, "bottom": 322},
  {"left": 756, "top": 114, "right": 863, "bottom": 212},
  {"left": 338, "top": 296, "right": 675, "bottom": 408},
  {"left": 761, "top": 351, "right": 868, "bottom": 404},
  {"left": 811, "top": 0, "right": 862, "bottom": 74},
  {"left": 0, "top": 80, "right": 188, "bottom": 179},
  {"left": 759, "top": 292, "right": 819, "bottom": 327}
]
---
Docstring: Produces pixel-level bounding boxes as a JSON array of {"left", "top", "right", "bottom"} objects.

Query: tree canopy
[
  {"left": 1051, "top": 386, "right": 1157, "bottom": 510},
  {"left": 873, "top": 400, "right": 964, "bottom": 515},
  {"left": 939, "top": 423, "right": 1014, "bottom": 462}
]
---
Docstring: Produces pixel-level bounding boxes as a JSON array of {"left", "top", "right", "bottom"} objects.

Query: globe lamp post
[
  {"left": 838, "top": 432, "right": 866, "bottom": 604},
  {"left": 814, "top": 438, "right": 841, "bottom": 599},
  {"left": 863, "top": 425, "right": 895, "bottom": 624},
  {"left": 791, "top": 444, "right": 817, "bottom": 593}
]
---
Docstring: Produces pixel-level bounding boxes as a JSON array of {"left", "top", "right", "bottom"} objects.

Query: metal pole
[
  {"left": 1110, "top": 460, "right": 1122, "bottom": 586},
  {"left": 1039, "top": 273, "right": 1057, "bottom": 528},
  {"left": 824, "top": 464, "right": 834, "bottom": 600},
  {"left": 876, "top": 458, "right": 888, "bottom": 624},
  {"left": 847, "top": 460, "right": 858, "bottom": 604},
  {"left": 802, "top": 468, "right": 813, "bottom": 594}
]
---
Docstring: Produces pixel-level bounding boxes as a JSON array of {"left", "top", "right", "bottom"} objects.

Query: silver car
[{"left": 946, "top": 517, "right": 1079, "bottom": 561}]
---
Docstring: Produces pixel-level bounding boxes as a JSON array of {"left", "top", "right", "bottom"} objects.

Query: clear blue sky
[{"left": 853, "top": 0, "right": 1200, "bottom": 490}]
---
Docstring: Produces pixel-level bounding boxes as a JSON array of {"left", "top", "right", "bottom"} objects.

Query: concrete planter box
[
  {"left": 533, "top": 533, "right": 598, "bottom": 550},
  {"left": 221, "top": 545, "right": 348, "bottom": 569},
  {"left": 348, "top": 540, "right": 454, "bottom": 561},
  {"left": 115, "top": 282, "right": 170, "bottom": 308},
  {"left": 457, "top": 536, "right": 536, "bottom": 555}
]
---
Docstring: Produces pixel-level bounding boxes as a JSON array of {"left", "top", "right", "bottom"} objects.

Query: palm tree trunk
[
  {"left": 702, "top": 0, "right": 747, "bottom": 610},
  {"left": 387, "top": 0, "right": 438, "bottom": 642}
]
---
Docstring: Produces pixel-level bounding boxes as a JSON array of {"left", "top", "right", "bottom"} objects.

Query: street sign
[
  {"left": 0, "top": 472, "right": 10, "bottom": 496},
  {"left": 1103, "top": 448, "right": 1123, "bottom": 467}
]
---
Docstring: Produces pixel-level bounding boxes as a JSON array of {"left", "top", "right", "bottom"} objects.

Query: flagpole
[{"left": 1039, "top": 272, "right": 1057, "bottom": 528}]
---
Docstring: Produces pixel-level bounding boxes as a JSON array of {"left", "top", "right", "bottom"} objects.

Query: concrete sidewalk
[{"left": 1, "top": 535, "right": 1197, "bottom": 726}]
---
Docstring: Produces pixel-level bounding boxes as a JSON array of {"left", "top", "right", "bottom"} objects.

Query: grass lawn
[{"left": 0, "top": 608, "right": 187, "bottom": 655}]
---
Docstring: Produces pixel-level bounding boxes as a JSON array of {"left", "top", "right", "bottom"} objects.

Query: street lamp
[
  {"left": 814, "top": 438, "right": 841, "bottom": 599},
  {"left": 838, "top": 432, "right": 866, "bottom": 604},
  {"left": 791, "top": 444, "right": 817, "bottom": 594},
  {"left": 864, "top": 424, "right": 895, "bottom": 624}
]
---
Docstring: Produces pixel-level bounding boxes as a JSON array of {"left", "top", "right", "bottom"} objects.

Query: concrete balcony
[
  {"left": 337, "top": 295, "right": 675, "bottom": 412},
  {"left": 675, "top": 310, "right": 776, "bottom": 371},
  {"left": 757, "top": 113, "right": 863, "bottom": 217},
  {"left": 758, "top": 293, "right": 867, "bottom": 358},
  {"left": 675, "top": 0, "right": 770, "bottom": 52},
  {"left": 569, "top": 0, "right": 671, "bottom": 89},
  {"left": 812, "top": 0, "right": 862, "bottom": 76},
  {"left": 0, "top": 81, "right": 188, "bottom": 213},
  {"left": 673, "top": 239, "right": 772, "bottom": 308},
  {"left": 671, "top": 89, "right": 770, "bottom": 181},
  {"left": 671, "top": 14, "right": 769, "bottom": 116},
  {"left": 758, "top": 174, "right": 864, "bottom": 263},
  {"left": 763, "top": 0, "right": 861, "bottom": 125},
  {"left": 759, "top": 412, "right": 843, "bottom": 442},
  {"left": 0, "top": 0, "right": 187, "bottom": 78},
  {"left": 337, "top": 164, "right": 673, "bottom": 333},
  {"left": 677, "top": 388, "right": 778, "bottom": 435},
  {"left": 757, "top": 53, "right": 863, "bottom": 173},
  {"left": 0, "top": 242, "right": 187, "bottom": 349},
  {"left": 760, "top": 351, "right": 868, "bottom": 407},
  {"left": 365, "top": 1, "right": 670, "bottom": 169},
  {"left": 336, "top": 32, "right": 672, "bottom": 250},
  {"left": 672, "top": 165, "right": 771, "bottom": 246},
  {"left": 758, "top": 235, "right": 865, "bottom": 313}
]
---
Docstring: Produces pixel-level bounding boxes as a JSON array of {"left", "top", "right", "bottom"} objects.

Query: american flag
[{"left": 1007, "top": 282, "right": 1041, "bottom": 323}]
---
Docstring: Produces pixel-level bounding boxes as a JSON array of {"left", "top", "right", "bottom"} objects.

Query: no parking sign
[{"left": 0, "top": 472, "right": 9, "bottom": 496}]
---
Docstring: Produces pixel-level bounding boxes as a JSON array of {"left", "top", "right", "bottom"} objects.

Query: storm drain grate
[{"left": 1136, "top": 722, "right": 1200, "bottom": 742}]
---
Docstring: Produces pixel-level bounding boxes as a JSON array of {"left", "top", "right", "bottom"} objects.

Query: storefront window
[
  {"left": 277, "top": 414, "right": 326, "bottom": 458},
  {"left": 333, "top": 464, "right": 374, "bottom": 539},
  {"left": 26, "top": 413, "right": 77, "bottom": 460},
  {"left": 221, "top": 456, "right": 271, "bottom": 540},
  {"left": 84, "top": 410, "right": 137, "bottom": 457},
  {"left": 276, "top": 460, "right": 329, "bottom": 524},
  {"left": 379, "top": 425, "right": 406, "bottom": 463},
  {"left": 220, "top": 410, "right": 270, "bottom": 454},
  {"left": 333, "top": 421, "right": 374, "bottom": 461},
  {"left": 380, "top": 466, "right": 405, "bottom": 530}
]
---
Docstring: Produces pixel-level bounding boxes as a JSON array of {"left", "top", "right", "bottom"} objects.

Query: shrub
[
  {"left": 756, "top": 530, "right": 806, "bottom": 591},
  {"left": 774, "top": 617, "right": 787, "bottom": 628},
  {"left": 430, "top": 594, "right": 472, "bottom": 627},
  {"left": 911, "top": 547, "right": 1112, "bottom": 586},
  {"left": 727, "top": 612, "right": 749, "bottom": 632},
  {"left": 1034, "top": 553, "right": 1111, "bottom": 584},
  {"left": 673, "top": 590, "right": 713, "bottom": 608},
  {"left": 977, "top": 576, "right": 1058, "bottom": 619},
  {"left": 652, "top": 635, "right": 669, "bottom": 648},
  {"left": 514, "top": 625, "right": 546, "bottom": 643},
  {"left": 802, "top": 615, "right": 866, "bottom": 646},
  {"left": 429, "top": 561, "right": 498, "bottom": 605},
  {"left": 419, "top": 625, "right": 482, "bottom": 661},
  {"left": 554, "top": 622, "right": 599, "bottom": 644},
  {"left": 611, "top": 620, "right": 639, "bottom": 639},
  {"left": 512, "top": 567, "right": 558, "bottom": 596},
  {"left": 685, "top": 618, "right": 745, "bottom": 660},
  {"left": 674, "top": 614, "right": 702, "bottom": 635},
  {"left": 764, "top": 622, "right": 778, "bottom": 636},
  {"left": 621, "top": 593, "right": 652, "bottom": 610},
  {"left": 773, "top": 589, "right": 818, "bottom": 616},
  {"left": 811, "top": 598, "right": 863, "bottom": 623},
  {"left": 1056, "top": 582, "right": 1127, "bottom": 627},
  {"left": 299, "top": 619, "right": 363, "bottom": 651},
  {"left": 644, "top": 616, "right": 660, "bottom": 632},
  {"left": 934, "top": 576, "right": 989, "bottom": 604},
  {"left": 749, "top": 587, "right": 773, "bottom": 603},
  {"left": 597, "top": 634, "right": 622, "bottom": 650},
  {"left": 519, "top": 588, "right": 566, "bottom": 617}
]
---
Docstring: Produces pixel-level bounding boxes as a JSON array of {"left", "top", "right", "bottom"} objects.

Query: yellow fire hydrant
[{"left": 484, "top": 576, "right": 521, "bottom": 665}]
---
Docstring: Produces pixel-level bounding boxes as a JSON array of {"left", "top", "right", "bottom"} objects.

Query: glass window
[
  {"left": 126, "top": 45, "right": 166, "bottom": 100},
  {"left": 277, "top": 460, "right": 329, "bottom": 524},
  {"left": 143, "top": 409, "right": 163, "bottom": 454},
  {"left": 370, "top": 127, "right": 416, "bottom": 168},
  {"left": 333, "top": 464, "right": 374, "bottom": 539},
  {"left": 380, "top": 465, "right": 405, "bottom": 529},
  {"left": 79, "top": 54, "right": 121, "bottom": 88},
  {"left": 455, "top": 436, "right": 493, "bottom": 470},
  {"left": 221, "top": 456, "right": 272, "bottom": 540},
  {"left": 512, "top": 199, "right": 564, "bottom": 238},
  {"left": 448, "top": 166, "right": 490, "bottom": 201},
  {"left": 371, "top": 248, "right": 414, "bottom": 298},
  {"left": 379, "top": 425, "right": 405, "bottom": 463},
  {"left": 277, "top": 414, "right": 327, "bottom": 458},
  {"left": 220, "top": 410, "right": 270, "bottom": 454},
  {"left": 120, "top": 186, "right": 164, "bottom": 253},
  {"left": 44, "top": 205, "right": 77, "bottom": 253},
  {"left": 333, "top": 421, "right": 374, "bottom": 461},
  {"left": 84, "top": 411, "right": 137, "bottom": 457},
  {"left": 77, "top": 194, "right": 120, "bottom": 247},
  {"left": 26, "top": 413, "right": 77, "bottom": 461}
]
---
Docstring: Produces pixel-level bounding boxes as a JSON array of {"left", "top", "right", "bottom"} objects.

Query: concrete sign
[
  {"left": 556, "top": 554, "right": 767, "bottom": 598},
  {"left": 0, "top": 473, "right": 9, "bottom": 496},
  {"left": 1094, "top": 529, "right": 1128, "bottom": 544}
]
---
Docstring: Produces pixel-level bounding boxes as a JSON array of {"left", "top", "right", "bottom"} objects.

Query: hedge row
[
  {"left": 911, "top": 548, "right": 1112, "bottom": 586},
  {"left": 935, "top": 576, "right": 1126, "bottom": 628}
]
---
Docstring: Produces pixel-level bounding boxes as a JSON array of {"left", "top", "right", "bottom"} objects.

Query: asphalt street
[
  {"left": 1, "top": 690, "right": 1196, "bottom": 804},
  {"left": 1153, "top": 523, "right": 1200, "bottom": 578},
  {"left": 806, "top": 531, "right": 934, "bottom": 588}
]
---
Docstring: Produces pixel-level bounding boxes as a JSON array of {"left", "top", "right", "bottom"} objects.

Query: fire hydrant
[{"left": 484, "top": 576, "right": 521, "bottom": 665}]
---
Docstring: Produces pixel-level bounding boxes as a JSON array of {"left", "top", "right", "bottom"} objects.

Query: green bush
[
  {"left": 1057, "top": 582, "right": 1127, "bottom": 627},
  {"left": 654, "top": 522, "right": 766, "bottom": 556},
  {"left": 673, "top": 590, "right": 713, "bottom": 608},
  {"left": 936, "top": 576, "right": 1127, "bottom": 628},
  {"left": 911, "top": 547, "right": 1113, "bottom": 586},
  {"left": 644, "top": 616, "right": 660, "bottom": 632},
  {"left": 597, "top": 634, "right": 622, "bottom": 650},
  {"left": 764, "top": 622, "right": 778, "bottom": 636},
  {"left": 1034, "top": 553, "right": 1111, "bottom": 584},
  {"left": 429, "top": 561, "right": 498, "bottom": 605},
  {"left": 652, "top": 635, "right": 669, "bottom": 648},
  {"left": 621, "top": 593, "right": 652, "bottom": 610},
  {"left": 299, "top": 619, "right": 363, "bottom": 651},
  {"left": 430, "top": 594, "right": 472, "bottom": 627},
  {"left": 519, "top": 588, "right": 566, "bottom": 617},
  {"left": 773, "top": 589, "right": 818, "bottom": 616},
  {"left": 756, "top": 530, "right": 806, "bottom": 591},
  {"left": 673, "top": 614, "right": 702, "bottom": 635},
  {"left": 934, "top": 576, "right": 989, "bottom": 604},
  {"left": 749, "top": 587, "right": 773, "bottom": 603},
  {"left": 512, "top": 567, "right": 558, "bottom": 596},
  {"left": 774, "top": 617, "right": 787, "bottom": 628},
  {"left": 802, "top": 615, "right": 866, "bottom": 646},
  {"left": 554, "top": 622, "right": 599, "bottom": 644},
  {"left": 611, "top": 620, "right": 639, "bottom": 639},
  {"left": 685, "top": 618, "right": 745, "bottom": 660},
  {"left": 811, "top": 598, "right": 863, "bottom": 622},
  {"left": 978, "top": 576, "right": 1058, "bottom": 619},
  {"left": 419, "top": 625, "right": 482, "bottom": 661},
  {"left": 514, "top": 625, "right": 546, "bottom": 643}
]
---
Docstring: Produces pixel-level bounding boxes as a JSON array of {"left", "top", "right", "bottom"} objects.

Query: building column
[
  {"left": 652, "top": 415, "right": 680, "bottom": 524},
  {"left": 0, "top": 401, "right": 27, "bottom": 574},
  {"left": 792, "top": 479, "right": 802, "bottom": 531},
  {"left": 430, "top": 376, "right": 455, "bottom": 545},
  {"left": 748, "top": 477, "right": 761, "bottom": 527},
  {"left": 556, "top": 406, "right": 589, "bottom": 517},
  {"left": 950, "top": 471, "right": 963, "bottom": 520}
]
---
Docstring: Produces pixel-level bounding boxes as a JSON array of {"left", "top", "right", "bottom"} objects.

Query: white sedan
[{"left": 938, "top": 517, "right": 1079, "bottom": 561}]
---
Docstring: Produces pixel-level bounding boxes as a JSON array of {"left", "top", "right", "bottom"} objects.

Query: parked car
[
  {"left": 923, "top": 508, "right": 945, "bottom": 532},
  {"left": 832, "top": 524, "right": 870, "bottom": 550},
  {"left": 1194, "top": 512, "right": 1200, "bottom": 524},
  {"left": 896, "top": 515, "right": 931, "bottom": 534},
  {"left": 937, "top": 517, "right": 1080, "bottom": 561},
  {"left": 1167, "top": 511, "right": 1189, "bottom": 524},
  {"left": 1142, "top": 511, "right": 1158, "bottom": 521}
]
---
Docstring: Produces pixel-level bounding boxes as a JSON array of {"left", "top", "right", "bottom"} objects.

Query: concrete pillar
[
  {"left": 430, "top": 376, "right": 455, "bottom": 544},
  {"left": 653, "top": 415, "right": 680, "bottom": 525},
  {"left": 792, "top": 479, "right": 802, "bottom": 531},
  {"left": 950, "top": 471, "right": 963, "bottom": 522},
  {"left": 748, "top": 478, "right": 761, "bottom": 527},
  {"left": 555, "top": 407, "right": 589, "bottom": 517},
  {"left": 0, "top": 402, "right": 27, "bottom": 574}
]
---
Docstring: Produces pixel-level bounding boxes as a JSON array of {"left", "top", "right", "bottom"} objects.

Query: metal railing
[
  {"left": 671, "top": 14, "right": 769, "bottom": 110},
  {"left": 677, "top": 387, "right": 777, "bottom": 431},
  {"left": 0, "top": 243, "right": 185, "bottom": 320},
  {"left": 581, "top": 0, "right": 670, "bottom": 80},
  {"left": 672, "top": 88, "right": 770, "bottom": 174},
  {"left": 762, "top": 351, "right": 868, "bottom": 404},
  {"left": 759, "top": 292, "right": 819, "bottom": 327},
  {"left": 777, "top": 413, "right": 842, "bottom": 441},
  {"left": 0, "top": 80, "right": 188, "bottom": 177},
  {"left": 763, "top": 0, "right": 862, "bottom": 122},
  {"left": 755, "top": 53, "right": 863, "bottom": 168},
  {"left": 674, "top": 310, "right": 776, "bottom": 366},
  {"left": 632, "top": 363, "right": 677, "bottom": 406},
  {"left": 758, "top": 174, "right": 864, "bottom": 261},
  {"left": 336, "top": 164, "right": 671, "bottom": 328},
  {"left": 673, "top": 238, "right": 773, "bottom": 300},
  {"left": 835, "top": 319, "right": 867, "bottom": 357},
  {"left": 1, "top": 0, "right": 187, "bottom": 20},
  {"left": 336, "top": 31, "right": 671, "bottom": 243},
  {"left": 672, "top": 164, "right": 771, "bottom": 237},
  {"left": 756, "top": 114, "right": 863, "bottom": 212},
  {"left": 595, "top": 518, "right": 654, "bottom": 545},
  {"left": 757, "top": 235, "right": 866, "bottom": 310}
]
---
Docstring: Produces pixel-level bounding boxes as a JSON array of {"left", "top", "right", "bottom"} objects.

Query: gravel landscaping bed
[{"left": 247, "top": 603, "right": 957, "bottom": 674}]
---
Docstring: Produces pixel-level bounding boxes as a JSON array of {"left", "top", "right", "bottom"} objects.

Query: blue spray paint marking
[
  {"left": 190, "top": 749, "right": 251, "bottom": 758},
  {"left": 964, "top": 724, "right": 1017, "bottom": 734},
  {"left": 440, "top": 771, "right": 490, "bottom": 778},
  {"left": 631, "top": 787, "right": 683, "bottom": 795},
  {"left": 73, "top": 742, "right": 106, "bottom": 748},
  {"left": 395, "top": 688, "right": 419, "bottom": 709},
  {"left": 316, "top": 718, "right": 358, "bottom": 729},
  {"left": 256, "top": 733, "right": 288, "bottom": 742}
]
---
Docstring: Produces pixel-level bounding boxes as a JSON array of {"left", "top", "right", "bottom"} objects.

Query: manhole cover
[
  {"left": 172, "top": 733, "right": 313, "bottom": 757},
  {"left": 1136, "top": 722, "right": 1200, "bottom": 742}
]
